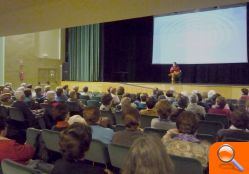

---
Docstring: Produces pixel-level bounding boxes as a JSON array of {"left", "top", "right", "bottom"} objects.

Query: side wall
[{"left": 5, "top": 30, "right": 64, "bottom": 88}]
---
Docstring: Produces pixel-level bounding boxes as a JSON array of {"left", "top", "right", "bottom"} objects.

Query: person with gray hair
[{"left": 186, "top": 94, "right": 206, "bottom": 120}]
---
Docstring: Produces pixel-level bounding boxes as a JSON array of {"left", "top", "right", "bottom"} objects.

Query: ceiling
[{"left": 0, "top": 0, "right": 248, "bottom": 36}]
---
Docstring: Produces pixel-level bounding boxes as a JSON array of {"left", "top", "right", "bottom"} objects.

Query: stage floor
[{"left": 61, "top": 81, "right": 249, "bottom": 99}]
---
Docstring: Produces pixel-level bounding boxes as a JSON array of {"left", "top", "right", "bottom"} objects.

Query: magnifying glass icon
[{"left": 217, "top": 144, "right": 244, "bottom": 172}]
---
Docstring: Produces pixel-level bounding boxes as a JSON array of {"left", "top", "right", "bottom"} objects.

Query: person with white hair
[
  {"left": 11, "top": 91, "right": 36, "bottom": 127},
  {"left": 45, "top": 91, "right": 56, "bottom": 103},
  {"left": 68, "top": 115, "right": 87, "bottom": 125},
  {"left": 186, "top": 94, "right": 206, "bottom": 120}
]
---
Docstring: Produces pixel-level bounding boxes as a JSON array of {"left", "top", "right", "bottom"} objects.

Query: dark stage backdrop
[{"left": 101, "top": 16, "right": 249, "bottom": 84}]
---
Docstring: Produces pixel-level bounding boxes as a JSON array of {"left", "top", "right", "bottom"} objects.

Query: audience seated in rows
[
  {"left": 186, "top": 94, "right": 206, "bottom": 120},
  {"left": 115, "top": 97, "right": 133, "bottom": 113},
  {"left": 151, "top": 100, "right": 176, "bottom": 130},
  {"left": 67, "top": 90, "right": 84, "bottom": 109},
  {"left": 117, "top": 86, "right": 125, "bottom": 100},
  {"left": 84, "top": 107, "right": 114, "bottom": 144},
  {"left": 122, "top": 135, "right": 174, "bottom": 174},
  {"left": 208, "top": 96, "right": 231, "bottom": 117},
  {"left": 162, "top": 111, "right": 209, "bottom": 167},
  {"left": 112, "top": 108, "right": 143, "bottom": 147},
  {"left": 139, "top": 96, "right": 157, "bottom": 116},
  {"left": 0, "top": 118, "right": 34, "bottom": 164},
  {"left": 51, "top": 123, "right": 110, "bottom": 174}
]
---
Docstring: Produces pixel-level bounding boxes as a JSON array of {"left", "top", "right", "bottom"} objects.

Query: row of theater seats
[{"left": 0, "top": 128, "right": 203, "bottom": 174}]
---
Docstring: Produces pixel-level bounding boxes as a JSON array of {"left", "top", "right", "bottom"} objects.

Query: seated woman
[
  {"left": 168, "top": 62, "right": 182, "bottom": 83},
  {"left": 217, "top": 109, "right": 249, "bottom": 140},
  {"left": 0, "top": 118, "right": 34, "bottom": 164},
  {"left": 208, "top": 96, "right": 231, "bottom": 117},
  {"left": 112, "top": 108, "right": 143, "bottom": 147},
  {"left": 151, "top": 100, "right": 176, "bottom": 130},
  {"left": 84, "top": 107, "right": 114, "bottom": 144},
  {"left": 51, "top": 103, "right": 69, "bottom": 131},
  {"left": 122, "top": 135, "right": 174, "bottom": 174},
  {"left": 51, "top": 123, "right": 109, "bottom": 174},
  {"left": 240, "top": 88, "right": 249, "bottom": 101},
  {"left": 100, "top": 93, "right": 113, "bottom": 112},
  {"left": 140, "top": 96, "right": 157, "bottom": 116},
  {"left": 170, "top": 95, "right": 189, "bottom": 122},
  {"left": 162, "top": 111, "right": 209, "bottom": 167}
]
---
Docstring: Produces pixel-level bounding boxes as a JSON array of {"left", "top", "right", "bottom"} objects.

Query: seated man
[{"left": 168, "top": 62, "right": 182, "bottom": 83}]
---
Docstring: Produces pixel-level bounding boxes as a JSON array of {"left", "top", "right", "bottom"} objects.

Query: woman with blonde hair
[{"left": 122, "top": 135, "right": 174, "bottom": 174}]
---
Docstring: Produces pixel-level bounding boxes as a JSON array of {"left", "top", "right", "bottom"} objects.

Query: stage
[{"left": 61, "top": 81, "right": 248, "bottom": 99}]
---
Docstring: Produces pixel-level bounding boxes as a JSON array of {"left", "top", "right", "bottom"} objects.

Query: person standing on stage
[{"left": 169, "top": 62, "right": 182, "bottom": 83}]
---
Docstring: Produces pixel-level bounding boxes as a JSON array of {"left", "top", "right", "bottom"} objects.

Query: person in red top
[
  {"left": 208, "top": 96, "right": 231, "bottom": 117},
  {"left": 169, "top": 62, "right": 182, "bottom": 83},
  {"left": 0, "top": 118, "right": 34, "bottom": 164},
  {"left": 240, "top": 88, "right": 249, "bottom": 101}
]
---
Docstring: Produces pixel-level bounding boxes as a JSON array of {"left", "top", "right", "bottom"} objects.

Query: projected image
[{"left": 152, "top": 6, "right": 247, "bottom": 64}]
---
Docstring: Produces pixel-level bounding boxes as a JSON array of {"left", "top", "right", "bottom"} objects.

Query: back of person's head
[
  {"left": 17, "top": 86, "right": 25, "bottom": 92},
  {"left": 230, "top": 109, "right": 249, "bottom": 130},
  {"left": 56, "top": 87, "right": 63, "bottom": 97},
  {"left": 130, "top": 94, "right": 137, "bottom": 103},
  {"left": 140, "top": 93, "right": 148, "bottom": 102},
  {"left": 177, "top": 95, "right": 189, "bottom": 109},
  {"left": 156, "top": 90, "right": 164, "bottom": 99},
  {"left": 14, "top": 90, "right": 25, "bottom": 101},
  {"left": 166, "top": 90, "right": 174, "bottom": 98},
  {"left": 73, "top": 86, "right": 79, "bottom": 92},
  {"left": 0, "top": 118, "right": 7, "bottom": 136},
  {"left": 69, "top": 91, "right": 77, "bottom": 99},
  {"left": 155, "top": 100, "right": 172, "bottom": 119},
  {"left": 62, "top": 85, "right": 69, "bottom": 90},
  {"left": 68, "top": 115, "right": 87, "bottom": 125},
  {"left": 59, "top": 123, "right": 92, "bottom": 161},
  {"left": 24, "top": 88, "right": 32, "bottom": 98},
  {"left": 101, "top": 93, "right": 113, "bottom": 106},
  {"left": 176, "top": 111, "right": 199, "bottom": 135},
  {"left": 241, "top": 88, "right": 249, "bottom": 95},
  {"left": 83, "top": 107, "right": 100, "bottom": 125},
  {"left": 44, "top": 85, "right": 51, "bottom": 92},
  {"left": 136, "top": 93, "right": 141, "bottom": 101},
  {"left": 26, "top": 84, "right": 32, "bottom": 89},
  {"left": 146, "top": 97, "right": 157, "bottom": 109},
  {"left": 153, "top": 88, "right": 159, "bottom": 96},
  {"left": 208, "top": 90, "right": 216, "bottom": 99},
  {"left": 123, "top": 108, "right": 140, "bottom": 129},
  {"left": 46, "top": 91, "right": 56, "bottom": 101},
  {"left": 216, "top": 96, "right": 226, "bottom": 109},
  {"left": 189, "top": 94, "right": 198, "bottom": 104},
  {"left": 117, "top": 86, "right": 125, "bottom": 96},
  {"left": 52, "top": 103, "right": 69, "bottom": 122},
  {"left": 110, "top": 88, "right": 116, "bottom": 94},
  {"left": 34, "top": 86, "right": 42, "bottom": 94},
  {"left": 122, "top": 135, "right": 174, "bottom": 174},
  {"left": 21, "top": 83, "right": 27, "bottom": 88},
  {"left": 83, "top": 86, "right": 88, "bottom": 93},
  {"left": 121, "top": 97, "right": 132, "bottom": 112},
  {"left": 2, "top": 87, "right": 10, "bottom": 94}
]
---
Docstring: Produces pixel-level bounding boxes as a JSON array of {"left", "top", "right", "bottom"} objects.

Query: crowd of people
[{"left": 0, "top": 82, "right": 249, "bottom": 174}]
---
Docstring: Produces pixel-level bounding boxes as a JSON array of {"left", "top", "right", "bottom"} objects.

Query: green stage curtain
[{"left": 68, "top": 24, "right": 100, "bottom": 81}]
